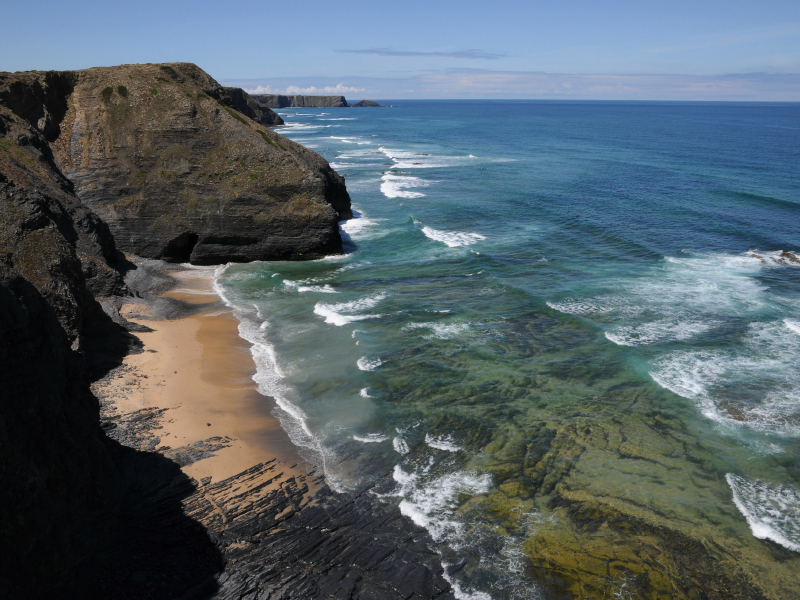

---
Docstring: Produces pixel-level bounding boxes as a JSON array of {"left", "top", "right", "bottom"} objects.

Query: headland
[{"left": 0, "top": 62, "right": 453, "bottom": 599}]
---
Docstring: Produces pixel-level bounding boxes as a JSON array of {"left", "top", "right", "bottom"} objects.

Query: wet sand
[{"left": 107, "top": 268, "right": 315, "bottom": 485}]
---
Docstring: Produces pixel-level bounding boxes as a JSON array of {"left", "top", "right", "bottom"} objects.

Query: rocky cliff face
[
  {"left": 223, "top": 87, "right": 284, "bottom": 126},
  {"left": 0, "top": 63, "right": 351, "bottom": 265},
  {"left": 253, "top": 94, "right": 349, "bottom": 108},
  {"left": 0, "top": 62, "right": 351, "bottom": 596},
  {"left": 0, "top": 100, "right": 128, "bottom": 596}
]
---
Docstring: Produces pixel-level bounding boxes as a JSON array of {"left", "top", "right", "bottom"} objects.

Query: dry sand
[{"left": 108, "top": 268, "right": 316, "bottom": 485}]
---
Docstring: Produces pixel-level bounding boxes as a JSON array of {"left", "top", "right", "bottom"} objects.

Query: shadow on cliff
[
  {"left": 79, "top": 437, "right": 224, "bottom": 600},
  {"left": 0, "top": 276, "right": 223, "bottom": 600},
  {"left": 79, "top": 288, "right": 226, "bottom": 599}
]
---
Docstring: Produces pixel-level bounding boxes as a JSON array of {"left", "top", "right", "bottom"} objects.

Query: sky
[{"left": 3, "top": 0, "right": 800, "bottom": 100}]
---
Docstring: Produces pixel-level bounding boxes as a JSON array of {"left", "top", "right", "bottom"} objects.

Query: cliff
[
  {"left": 0, "top": 96, "right": 126, "bottom": 595},
  {"left": 0, "top": 63, "right": 351, "bottom": 265},
  {"left": 0, "top": 62, "right": 351, "bottom": 595},
  {"left": 223, "top": 86, "right": 284, "bottom": 126},
  {"left": 0, "top": 62, "right": 456, "bottom": 600},
  {"left": 253, "top": 94, "right": 349, "bottom": 108}
]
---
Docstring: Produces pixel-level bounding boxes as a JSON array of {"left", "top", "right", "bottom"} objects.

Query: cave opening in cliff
[{"left": 161, "top": 231, "right": 199, "bottom": 263}]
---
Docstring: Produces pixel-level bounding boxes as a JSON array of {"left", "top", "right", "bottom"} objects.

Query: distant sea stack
[
  {"left": 254, "top": 94, "right": 348, "bottom": 108},
  {"left": 350, "top": 99, "right": 382, "bottom": 107}
]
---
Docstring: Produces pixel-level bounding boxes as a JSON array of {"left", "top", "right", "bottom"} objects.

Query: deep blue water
[{"left": 216, "top": 101, "right": 800, "bottom": 599}]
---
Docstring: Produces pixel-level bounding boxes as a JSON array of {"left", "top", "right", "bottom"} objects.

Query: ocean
[{"left": 214, "top": 101, "right": 800, "bottom": 599}]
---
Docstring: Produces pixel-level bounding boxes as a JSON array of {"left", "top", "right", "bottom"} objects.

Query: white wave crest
[
  {"left": 380, "top": 173, "right": 429, "bottom": 199},
  {"left": 340, "top": 213, "right": 386, "bottom": 239},
  {"left": 425, "top": 434, "right": 461, "bottom": 452},
  {"left": 284, "top": 279, "right": 339, "bottom": 294},
  {"left": 354, "top": 433, "right": 389, "bottom": 443},
  {"left": 378, "top": 146, "right": 471, "bottom": 169},
  {"left": 298, "top": 285, "right": 339, "bottom": 293},
  {"left": 314, "top": 292, "right": 387, "bottom": 326},
  {"left": 727, "top": 474, "right": 800, "bottom": 552},
  {"left": 785, "top": 319, "right": 800, "bottom": 335},
  {"left": 421, "top": 226, "right": 486, "bottom": 248},
  {"left": 330, "top": 135, "right": 371, "bottom": 145},
  {"left": 357, "top": 356, "right": 382, "bottom": 371},
  {"left": 393, "top": 437, "right": 410, "bottom": 454},
  {"left": 360, "top": 387, "right": 372, "bottom": 398}
]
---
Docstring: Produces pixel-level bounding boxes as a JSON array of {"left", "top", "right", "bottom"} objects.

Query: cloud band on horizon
[
  {"left": 336, "top": 48, "right": 505, "bottom": 60},
  {"left": 226, "top": 70, "right": 800, "bottom": 101}
]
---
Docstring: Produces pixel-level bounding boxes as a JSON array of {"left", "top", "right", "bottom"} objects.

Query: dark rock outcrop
[
  {"left": 253, "top": 94, "right": 349, "bottom": 108},
  {"left": 0, "top": 182, "right": 120, "bottom": 598},
  {"left": 350, "top": 100, "right": 382, "bottom": 107},
  {"left": 0, "top": 104, "right": 134, "bottom": 595},
  {"left": 0, "top": 63, "right": 351, "bottom": 265},
  {"left": 223, "top": 86, "right": 284, "bottom": 126},
  {"left": 185, "top": 464, "right": 455, "bottom": 600}
]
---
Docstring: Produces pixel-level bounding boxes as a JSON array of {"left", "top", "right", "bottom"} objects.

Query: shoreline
[
  {"left": 96, "top": 264, "right": 318, "bottom": 487},
  {"left": 89, "top": 258, "right": 455, "bottom": 599}
]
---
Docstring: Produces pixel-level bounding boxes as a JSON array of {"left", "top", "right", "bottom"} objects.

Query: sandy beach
[{"left": 95, "top": 266, "right": 316, "bottom": 486}]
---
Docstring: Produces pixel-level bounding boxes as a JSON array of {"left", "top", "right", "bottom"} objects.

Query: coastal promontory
[{"left": 1, "top": 63, "right": 351, "bottom": 265}]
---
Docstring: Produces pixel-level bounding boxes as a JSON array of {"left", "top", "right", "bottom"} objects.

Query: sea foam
[
  {"left": 421, "top": 226, "right": 486, "bottom": 247},
  {"left": 425, "top": 434, "right": 461, "bottom": 452},
  {"left": 357, "top": 357, "right": 382, "bottom": 371},
  {"left": 314, "top": 292, "right": 387, "bottom": 326},
  {"left": 391, "top": 465, "right": 491, "bottom": 542},
  {"left": 353, "top": 433, "right": 389, "bottom": 443},
  {"left": 727, "top": 474, "right": 800, "bottom": 552},
  {"left": 380, "top": 173, "right": 429, "bottom": 199},
  {"left": 404, "top": 322, "right": 469, "bottom": 339},
  {"left": 548, "top": 251, "right": 800, "bottom": 436}
]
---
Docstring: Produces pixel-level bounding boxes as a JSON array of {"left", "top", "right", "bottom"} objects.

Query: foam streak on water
[
  {"left": 420, "top": 225, "right": 486, "bottom": 247},
  {"left": 314, "top": 292, "right": 387, "bottom": 326},
  {"left": 211, "top": 266, "right": 333, "bottom": 474},
  {"left": 727, "top": 474, "right": 800, "bottom": 552}
]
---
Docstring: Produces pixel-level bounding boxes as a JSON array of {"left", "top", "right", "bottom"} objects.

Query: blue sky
[{"left": 3, "top": 0, "right": 799, "bottom": 99}]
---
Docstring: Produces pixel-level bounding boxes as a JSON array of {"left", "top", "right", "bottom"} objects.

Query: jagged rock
[
  {"left": 350, "top": 100, "right": 382, "bottom": 107},
  {"left": 0, "top": 172, "right": 124, "bottom": 597},
  {"left": 223, "top": 87, "right": 284, "bottom": 126},
  {"left": 178, "top": 462, "right": 456, "bottom": 600}
]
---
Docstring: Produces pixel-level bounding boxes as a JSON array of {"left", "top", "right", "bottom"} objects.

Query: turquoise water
[{"left": 216, "top": 102, "right": 800, "bottom": 599}]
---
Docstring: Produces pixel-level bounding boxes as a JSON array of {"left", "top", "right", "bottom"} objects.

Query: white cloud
[
  {"left": 243, "top": 83, "right": 364, "bottom": 96},
  {"left": 243, "top": 84, "right": 280, "bottom": 94}
]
